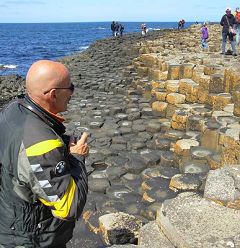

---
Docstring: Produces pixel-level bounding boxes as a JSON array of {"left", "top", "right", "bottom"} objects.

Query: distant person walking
[
  {"left": 220, "top": 7, "right": 237, "bottom": 56},
  {"left": 181, "top": 19, "right": 185, "bottom": 28},
  {"left": 234, "top": 7, "right": 240, "bottom": 47},
  {"left": 201, "top": 22, "right": 209, "bottom": 48},
  {"left": 119, "top": 23, "right": 124, "bottom": 37},
  {"left": 178, "top": 19, "right": 185, "bottom": 29},
  {"left": 111, "top": 21, "right": 116, "bottom": 36},
  {"left": 115, "top": 22, "right": 120, "bottom": 36},
  {"left": 141, "top": 23, "right": 147, "bottom": 36}
]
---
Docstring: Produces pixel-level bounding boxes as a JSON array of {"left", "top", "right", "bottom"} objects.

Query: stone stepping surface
[
  {"left": 157, "top": 192, "right": 240, "bottom": 248},
  {"left": 58, "top": 24, "right": 240, "bottom": 247}
]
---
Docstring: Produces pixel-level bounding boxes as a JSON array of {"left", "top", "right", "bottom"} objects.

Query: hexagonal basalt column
[
  {"left": 233, "top": 90, "right": 240, "bottom": 116},
  {"left": 171, "top": 110, "right": 189, "bottom": 130},
  {"left": 152, "top": 101, "right": 168, "bottom": 117},
  {"left": 224, "top": 68, "right": 240, "bottom": 94},
  {"left": 167, "top": 64, "right": 181, "bottom": 80},
  {"left": 213, "top": 93, "right": 232, "bottom": 111},
  {"left": 209, "top": 74, "right": 224, "bottom": 94},
  {"left": 179, "top": 63, "right": 196, "bottom": 79},
  {"left": 166, "top": 93, "right": 186, "bottom": 105},
  {"left": 203, "top": 65, "right": 222, "bottom": 76}
]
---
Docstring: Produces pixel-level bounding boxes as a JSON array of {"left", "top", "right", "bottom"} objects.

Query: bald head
[{"left": 26, "top": 60, "right": 70, "bottom": 97}]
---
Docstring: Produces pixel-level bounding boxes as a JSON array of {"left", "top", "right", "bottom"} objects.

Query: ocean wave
[
  {"left": 79, "top": 46, "right": 89, "bottom": 50},
  {"left": 95, "top": 27, "right": 107, "bottom": 30},
  {"left": 148, "top": 28, "right": 162, "bottom": 31},
  {"left": 0, "top": 64, "right": 17, "bottom": 69}
]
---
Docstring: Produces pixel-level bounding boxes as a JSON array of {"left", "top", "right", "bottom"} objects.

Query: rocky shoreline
[{"left": 1, "top": 25, "right": 240, "bottom": 247}]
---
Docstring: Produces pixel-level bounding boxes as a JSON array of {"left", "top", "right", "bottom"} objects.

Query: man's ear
[{"left": 49, "top": 89, "right": 57, "bottom": 100}]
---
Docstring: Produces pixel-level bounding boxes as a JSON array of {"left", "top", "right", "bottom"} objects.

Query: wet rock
[
  {"left": 141, "top": 167, "right": 161, "bottom": 180},
  {"left": 190, "top": 146, "right": 213, "bottom": 160},
  {"left": 160, "top": 151, "right": 175, "bottom": 167},
  {"left": 124, "top": 156, "right": 148, "bottom": 174},
  {"left": 142, "top": 187, "right": 178, "bottom": 203},
  {"left": 68, "top": 217, "right": 105, "bottom": 248},
  {"left": 158, "top": 166, "right": 180, "bottom": 179},
  {"left": 88, "top": 178, "right": 110, "bottom": 193},
  {"left": 146, "top": 120, "right": 161, "bottom": 133},
  {"left": 106, "top": 185, "right": 133, "bottom": 200},
  {"left": 170, "top": 174, "right": 202, "bottom": 191},
  {"left": 141, "top": 177, "right": 170, "bottom": 191},
  {"left": 179, "top": 157, "right": 210, "bottom": 174},
  {"left": 140, "top": 151, "right": 161, "bottom": 167},
  {"left": 99, "top": 212, "right": 143, "bottom": 245},
  {"left": 106, "top": 166, "right": 128, "bottom": 181}
]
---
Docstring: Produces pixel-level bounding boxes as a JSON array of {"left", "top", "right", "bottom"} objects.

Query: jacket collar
[{"left": 18, "top": 94, "right": 66, "bottom": 136}]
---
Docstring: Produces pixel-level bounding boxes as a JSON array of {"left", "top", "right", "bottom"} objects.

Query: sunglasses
[{"left": 43, "top": 83, "right": 75, "bottom": 95}]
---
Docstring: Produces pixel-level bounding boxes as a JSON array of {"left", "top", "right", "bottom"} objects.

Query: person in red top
[{"left": 235, "top": 7, "right": 240, "bottom": 46}]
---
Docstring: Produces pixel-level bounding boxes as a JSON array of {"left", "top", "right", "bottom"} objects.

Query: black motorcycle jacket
[{"left": 0, "top": 95, "right": 88, "bottom": 247}]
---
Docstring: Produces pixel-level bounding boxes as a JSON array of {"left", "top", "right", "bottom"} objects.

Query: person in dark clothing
[
  {"left": 115, "top": 22, "right": 120, "bottom": 36},
  {"left": 111, "top": 21, "right": 116, "bottom": 36},
  {"left": 220, "top": 7, "right": 237, "bottom": 56},
  {"left": 119, "top": 23, "right": 124, "bottom": 36},
  {"left": 181, "top": 19, "right": 185, "bottom": 28},
  {"left": 178, "top": 19, "right": 185, "bottom": 29},
  {"left": 0, "top": 60, "right": 89, "bottom": 247}
]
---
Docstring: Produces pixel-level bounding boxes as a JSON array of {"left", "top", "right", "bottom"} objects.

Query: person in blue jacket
[{"left": 119, "top": 23, "right": 124, "bottom": 36}]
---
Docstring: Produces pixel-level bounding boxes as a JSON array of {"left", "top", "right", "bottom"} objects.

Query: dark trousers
[{"left": 222, "top": 31, "right": 236, "bottom": 54}]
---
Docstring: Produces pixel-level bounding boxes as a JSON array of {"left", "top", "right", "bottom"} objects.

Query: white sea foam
[
  {"left": 95, "top": 27, "right": 106, "bottom": 30},
  {"left": 149, "top": 28, "right": 161, "bottom": 31},
  {"left": 79, "top": 46, "right": 89, "bottom": 50},
  {"left": 0, "top": 64, "right": 17, "bottom": 69}
]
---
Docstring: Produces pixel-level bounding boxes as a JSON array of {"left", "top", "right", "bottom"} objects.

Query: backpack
[{"left": 236, "top": 12, "right": 240, "bottom": 24}]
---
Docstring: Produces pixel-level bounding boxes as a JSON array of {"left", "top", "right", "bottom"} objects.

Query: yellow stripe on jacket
[
  {"left": 26, "top": 139, "right": 63, "bottom": 157},
  {"left": 39, "top": 177, "right": 76, "bottom": 219}
]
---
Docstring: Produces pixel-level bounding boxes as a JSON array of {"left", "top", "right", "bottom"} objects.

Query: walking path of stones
[
  {"left": 60, "top": 25, "right": 240, "bottom": 247},
  {"left": 1, "top": 24, "right": 240, "bottom": 247},
  {"left": 61, "top": 24, "right": 240, "bottom": 247}
]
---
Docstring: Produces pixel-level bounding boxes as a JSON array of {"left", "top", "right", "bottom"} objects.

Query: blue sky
[{"left": 0, "top": 0, "right": 239, "bottom": 23}]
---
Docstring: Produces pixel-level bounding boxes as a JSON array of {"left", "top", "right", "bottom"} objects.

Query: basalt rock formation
[{"left": 1, "top": 24, "right": 240, "bottom": 247}]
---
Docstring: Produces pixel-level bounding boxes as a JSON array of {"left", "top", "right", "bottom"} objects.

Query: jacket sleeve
[
  {"left": 18, "top": 133, "right": 88, "bottom": 220},
  {"left": 220, "top": 16, "right": 224, "bottom": 26}
]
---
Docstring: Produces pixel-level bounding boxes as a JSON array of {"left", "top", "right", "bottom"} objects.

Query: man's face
[{"left": 54, "top": 80, "right": 74, "bottom": 113}]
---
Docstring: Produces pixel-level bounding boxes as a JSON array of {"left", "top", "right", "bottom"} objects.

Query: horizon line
[{"left": 0, "top": 20, "right": 218, "bottom": 24}]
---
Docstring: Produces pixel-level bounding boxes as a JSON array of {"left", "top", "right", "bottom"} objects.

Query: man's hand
[{"left": 69, "top": 132, "right": 89, "bottom": 157}]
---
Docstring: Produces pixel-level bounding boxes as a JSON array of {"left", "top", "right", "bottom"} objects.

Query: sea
[{"left": 0, "top": 22, "right": 195, "bottom": 77}]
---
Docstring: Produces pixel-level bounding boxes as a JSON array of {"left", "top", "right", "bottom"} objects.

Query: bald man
[{"left": 0, "top": 60, "right": 89, "bottom": 247}]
